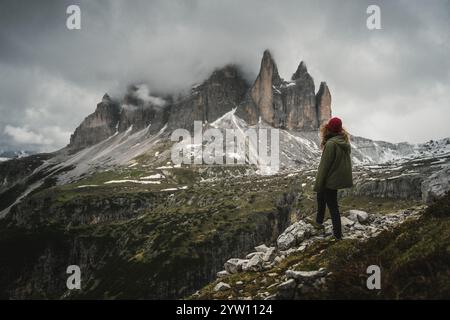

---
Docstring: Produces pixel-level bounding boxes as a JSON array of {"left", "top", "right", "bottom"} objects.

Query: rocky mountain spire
[
  {"left": 68, "top": 50, "right": 333, "bottom": 151},
  {"left": 262, "top": 50, "right": 283, "bottom": 86},
  {"left": 102, "top": 93, "right": 112, "bottom": 102},
  {"left": 237, "top": 51, "right": 328, "bottom": 131},
  {"left": 247, "top": 50, "right": 282, "bottom": 126},
  {"left": 68, "top": 94, "right": 120, "bottom": 151},
  {"left": 316, "top": 82, "right": 332, "bottom": 126},
  {"left": 291, "top": 61, "right": 308, "bottom": 81},
  {"left": 283, "top": 60, "right": 317, "bottom": 130}
]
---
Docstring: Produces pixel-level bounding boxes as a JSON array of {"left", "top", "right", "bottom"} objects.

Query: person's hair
[{"left": 320, "top": 124, "right": 350, "bottom": 149}]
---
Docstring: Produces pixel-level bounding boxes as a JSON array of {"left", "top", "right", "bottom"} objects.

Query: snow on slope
[
  {"left": 209, "top": 108, "right": 321, "bottom": 174},
  {"left": 38, "top": 124, "right": 169, "bottom": 185},
  {"left": 11, "top": 111, "right": 450, "bottom": 187},
  {"left": 2, "top": 110, "right": 450, "bottom": 219},
  {"left": 208, "top": 110, "right": 434, "bottom": 171}
]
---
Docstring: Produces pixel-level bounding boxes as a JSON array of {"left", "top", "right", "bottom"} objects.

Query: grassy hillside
[{"left": 193, "top": 192, "right": 450, "bottom": 299}]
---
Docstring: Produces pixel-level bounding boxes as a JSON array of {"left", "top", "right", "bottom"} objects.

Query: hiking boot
[
  {"left": 331, "top": 235, "right": 342, "bottom": 242},
  {"left": 307, "top": 217, "right": 325, "bottom": 230}
]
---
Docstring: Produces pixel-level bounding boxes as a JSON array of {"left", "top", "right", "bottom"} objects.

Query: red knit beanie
[{"left": 326, "top": 117, "right": 342, "bottom": 133}]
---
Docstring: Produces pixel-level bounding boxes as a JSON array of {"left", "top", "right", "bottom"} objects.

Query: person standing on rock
[{"left": 312, "top": 117, "right": 353, "bottom": 240}]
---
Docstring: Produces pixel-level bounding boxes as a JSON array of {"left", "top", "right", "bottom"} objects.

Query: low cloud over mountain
[{"left": 0, "top": 0, "right": 449, "bottom": 151}]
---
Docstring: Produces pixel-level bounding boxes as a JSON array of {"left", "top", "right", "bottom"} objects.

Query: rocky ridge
[
  {"left": 69, "top": 50, "right": 331, "bottom": 151},
  {"left": 192, "top": 206, "right": 423, "bottom": 300}
]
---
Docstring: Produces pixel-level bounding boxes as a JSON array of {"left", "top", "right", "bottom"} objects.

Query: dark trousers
[{"left": 316, "top": 188, "right": 342, "bottom": 239}]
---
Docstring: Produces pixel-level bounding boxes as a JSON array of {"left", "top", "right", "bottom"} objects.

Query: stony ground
[{"left": 190, "top": 198, "right": 450, "bottom": 299}]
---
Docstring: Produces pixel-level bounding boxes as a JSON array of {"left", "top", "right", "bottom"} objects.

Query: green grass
[
  {"left": 193, "top": 193, "right": 450, "bottom": 300},
  {"left": 0, "top": 168, "right": 302, "bottom": 299}
]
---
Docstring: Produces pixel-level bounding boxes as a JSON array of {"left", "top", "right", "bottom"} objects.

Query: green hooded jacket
[{"left": 313, "top": 135, "right": 353, "bottom": 192}]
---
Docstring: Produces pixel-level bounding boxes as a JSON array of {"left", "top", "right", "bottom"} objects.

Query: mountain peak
[
  {"left": 68, "top": 95, "right": 120, "bottom": 151},
  {"left": 256, "top": 50, "right": 280, "bottom": 85},
  {"left": 102, "top": 93, "right": 112, "bottom": 102},
  {"left": 237, "top": 51, "right": 321, "bottom": 130},
  {"left": 70, "top": 50, "right": 331, "bottom": 151},
  {"left": 316, "top": 81, "right": 332, "bottom": 126},
  {"left": 262, "top": 49, "right": 273, "bottom": 60},
  {"left": 291, "top": 61, "right": 308, "bottom": 81}
]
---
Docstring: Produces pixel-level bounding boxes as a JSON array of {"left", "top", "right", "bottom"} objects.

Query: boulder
[
  {"left": 276, "top": 279, "right": 297, "bottom": 299},
  {"left": 341, "top": 216, "right": 355, "bottom": 227},
  {"left": 246, "top": 252, "right": 264, "bottom": 259},
  {"left": 348, "top": 210, "right": 369, "bottom": 224},
  {"left": 262, "top": 247, "right": 277, "bottom": 262},
  {"left": 224, "top": 258, "right": 248, "bottom": 274},
  {"left": 216, "top": 270, "right": 229, "bottom": 278},
  {"left": 242, "top": 254, "right": 263, "bottom": 272},
  {"left": 277, "top": 279, "right": 296, "bottom": 291},
  {"left": 277, "top": 232, "right": 296, "bottom": 250},
  {"left": 214, "top": 282, "right": 231, "bottom": 292},
  {"left": 255, "top": 244, "right": 270, "bottom": 253},
  {"left": 276, "top": 221, "right": 315, "bottom": 250},
  {"left": 285, "top": 268, "right": 328, "bottom": 281}
]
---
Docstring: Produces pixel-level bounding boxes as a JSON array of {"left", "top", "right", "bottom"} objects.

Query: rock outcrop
[
  {"left": 196, "top": 206, "right": 424, "bottom": 300},
  {"left": 69, "top": 88, "right": 171, "bottom": 151},
  {"left": 167, "top": 65, "right": 249, "bottom": 131},
  {"left": 343, "top": 174, "right": 424, "bottom": 200},
  {"left": 237, "top": 50, "right": 331, "bottom": 130},
  {"left": 284, "top": 61, "right": 318, "bottom": 130},
  {"left": 68, "top": 50, "right": 332, "bottom": 151},
  {"left": 69, "top": 94, "right": 120, "bottom": 151},
  {"left": 236, "top": 50, "right": 282, "bottom": 126},
  {"left": 421, "top": 165, "right": 450, "bottom": 203},
  {"left": 118, "top": 85, "right": 170, "bottom": 134},
  {"left": 316, "top": 82, "right": 332, "bottom": 126}
]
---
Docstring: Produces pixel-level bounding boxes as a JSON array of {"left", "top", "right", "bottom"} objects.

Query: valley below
[{"left": 0, "top": 146, "right": 449, "bottom": 299}]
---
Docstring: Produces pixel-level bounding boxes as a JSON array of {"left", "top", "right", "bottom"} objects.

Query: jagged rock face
[
  {"left": 239, "top": 50, "right": 281, "bottom": 126},
  {"left": 342, "top": 174, "right": 424, "bottom": 200},
  {"left": 284, "top": 62, "right": 318, "bottom": 130},
  {"left": 421, "top": 165, "right": 450, "bottom": 203},
  {"left": 69, "top": 50, "right": 332, "bottom": 150},
  {"left": 237, "top": 51, "right": 330, "bottom": 131},
  {"left": 1, "top": 183, "right": 294, "bottom": 299},
  {"left": 69, "top": 89, "right": 170, "bottom": 151},
  {"left": 118, "top": 106, "right": 158, "bottom": 133},
  {"left": 118, "top": 86, "right": 169, "bottom": 134},
  {"left": 69, "top": 94, "right": 120, "bottom": 151},
  {"left": 316, "top": 82, "right": 332, "bottom": 126},
  {"left": 167, "top": 65, "right": 248, "bottom": 131}
]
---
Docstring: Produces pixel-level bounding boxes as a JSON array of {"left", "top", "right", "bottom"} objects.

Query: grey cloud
[{"left": 0, "top": 0, "right": 449, "bottom": 152}]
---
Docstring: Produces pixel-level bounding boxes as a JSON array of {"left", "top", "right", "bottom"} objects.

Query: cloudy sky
[{"left": 0, "top": 0, "right": 449, "bottom": 152}]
